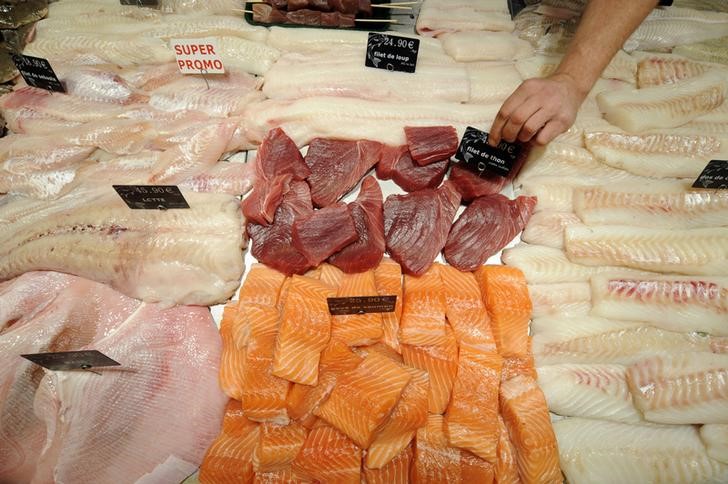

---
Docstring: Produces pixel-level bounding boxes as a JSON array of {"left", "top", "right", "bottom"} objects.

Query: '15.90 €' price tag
[
  {"left": 454, "top": 127, "right": 522, "bottom": 178},
  {"left": 113, "top": 185, "right": 190, "bottom": 210},
  {"left": 365, "top": 33, "right": 419, "bottom": 74}
]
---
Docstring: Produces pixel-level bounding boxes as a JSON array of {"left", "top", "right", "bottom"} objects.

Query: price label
[
  {"left": 693, "top": 160, "right": 728, "bottom": 189},
  {"left": 365, "top": 33, "right": 419, "bottom": 74},
  {"left": 120, "top": 0, "right": 159, "bottom": 6},
  {"left": 21, "top": 350, "right": 120, "bottom": 372},
  {"left": 327, "top": 296, "right": 397, "bottom": 315},
  {"left": 171, "top": 38, "right": 225, "bottom": 75},
  {"left": 114, "top": 185, "right": 190, "bottom": 210},
  {"left": 10, "top": 54, "right": 64, "bottom": 93},
  {"left": 454, "top": 127, "right": 522, "bottom": 177}
]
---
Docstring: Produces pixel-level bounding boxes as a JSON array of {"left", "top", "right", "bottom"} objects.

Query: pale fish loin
[
  {"left": 584, "top": 130, "right": 728, "bottom": 178},
  {"left": 701, "top": 425, "right": 728, "bottom": 464},
  {"left": 516, "top": 51, "right": 637, "bottom": 84},
  {"left": 636, "top": 53, "right": 716, "bottom": 87},
  {"left": 627, "top": 352, "right": 728, "bottom": 424},
  {"left": 416, "top": 3, "right": 514, "bottom": 37},
  {"left": 554, "top": 418, "right": 728, "bottom": 484},
  {"left": 625, "top": 7, "right": 728, "bottom": 52},
  {"left": 502, "top": 244, "right": 657, "bottom": 284},
  {"left": 518, "top": 176, "right": 583, "bottom": 212},
  {"left": 0, "top": 189, "right": 244, "bottom": 306},
  {"left": 532, "top": 316, "right": 728, "bottom": 366},
  {"left": 528, "top": 282, "right": 591, "bottom": 318},
  {"left": 141, "top": 15, "right": 268, "bottom": 42},
  {"left": 565, "top": 225, "right": 728, "bottom": 276},
  {"left": 213, "top": 36, "right": 280, "bottom": 76},
  {"left": 521, "top": 211, "right": 582, "bottom": 249},
  {"left": 674, "top": 36, "right": 728, "bottom": 65},
  {"left": 537, "top": 364, "right": 643, "bottom": 423},
  {"left": 242, "top": 96, "right": 500, "bottom": 147},
  {"left": 466, "top": 63, "right": 522, "bottom": 104},
  {"left": 573, "top": 179, "right": 728, "bottom": 228},
  {"left": 597, "top": 69, "right": 728, "bottom": 132},
  {"left": 439, "top": 31, "right": 533, "bottom": 62}
]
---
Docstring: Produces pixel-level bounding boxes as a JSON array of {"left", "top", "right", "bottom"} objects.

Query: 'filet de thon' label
[
  {"left": 171, "top": 38, "right": 225, "bottom": 74},
  {"left": 693, "top": 160, "right": 728, "bottom": 190},
  {"left": 454, "top": 126, "right": 521, "bottom": 177}
]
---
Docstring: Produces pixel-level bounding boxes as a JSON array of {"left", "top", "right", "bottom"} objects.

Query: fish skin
[
  {"left": 521, "top": 211, "right": 582, "bottom": 249},
  {"left": 700, "top": 424, "right": 728, "bottom": 464},
  {"left": 627, "top": 352, "right": 728, "bottom": 424},
  {"left": 555, "top": 418, "right": 728, "bottom": 484}
]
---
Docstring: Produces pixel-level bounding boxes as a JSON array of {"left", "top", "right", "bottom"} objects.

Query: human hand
[{"left": 488, "top": 73, "right": 587, "bottom": 147}]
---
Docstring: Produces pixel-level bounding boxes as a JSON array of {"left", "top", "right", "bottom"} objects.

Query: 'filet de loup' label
[
  {"left": 171, "top": 38, "right": 225, "bottom": 75},
  {"left": 10, "top": 53, "right": 65, "bottom": 93},
  {"left": 454, "top": 126, "right": 521, "bottom": 178},
  {"left": 113, "top": 185, "right": 190, "bottom": 210},
  {"left": 365, "top": 33, "right": 419, "bottom": 74},
  {"left": 693, "top": 159, "right": 728, "bottom": 190}
]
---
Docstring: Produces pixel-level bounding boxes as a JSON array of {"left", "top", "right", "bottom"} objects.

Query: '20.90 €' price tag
[{"left": 365, "top": 33, "right": 419, "bottom": 74}]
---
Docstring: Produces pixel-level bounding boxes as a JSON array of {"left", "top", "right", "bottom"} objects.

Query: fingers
[
  {"left": 488, "top": 80, "right": 539, "bottom": 147},
  {"left": 535, "top": 120, "right": 567, "bottom": 145}
]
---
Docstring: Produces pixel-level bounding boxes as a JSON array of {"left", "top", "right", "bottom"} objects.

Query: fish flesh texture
[
  {"left": 1, "top": 87, "right": 127, "bottom": 124},
  {"left": 141, "top": 15, "right": 268, "bottom": 42},
  {"left": 404, "top": 126, "right": 458, "bottom": 166},
  {"left": 536, "top": 364, "right": 642, "bottom": 423},
  {"left": 149, "top": 85, "right": 265, "bottom": 118},
  {"left": 466, "top": 63, "right": 523, "bottom": 104},
  {"left": 625, "top": 7, "right": 728, "bottom": 52},
  {"left": 443, "top": 194, "right": 536, "bottom": 272},
  {"left": 364, "top": 445, "right": 412, "bottom": 483},
  {"left": 252, "top": 421, "right": 308, "bottom": 474},
  {"left": 177, "top": 161, "right": 255, "bottom": 196},
  {"left": 701, "top": 424, "right": 728, "bottom": 464},
  {"left": 376, "top": 145, "right": 407, "bottom": 181},
  {"left": 384, "top": 182, "right": 461, "bottom": 276},
  {"left": 627, "top": 352, "right": 728, "bottom": 424},
  {"left": 159, "top": 0, "right": 246, "bottom": 15},
  {"left": 573, "top": 180, "right": 728, "bottom": 228},
  {"left": 565, "top": 225, "right": 728, "bottom": 276},
  {"left": 0, "top": 271, "right": 75, "bottom": 333},
  {"left": 330, "top": 271, "right": 382, "bottom": 346},
  {"left": 304, "top": 138, "right": 381, "bottom": 207},
  {"left": 447, "top": 165, "right": 511, "bottom": 201},
  {"left": 596, "top": 70, "right": 728, "bottom": 132},
  {"left": 529, "top": 282, "right": 592, "bottom": 317},
  {"left": 516, "top": 51, "right": 638, "bottom": 84},
  {"left": 374, "top": 258, "right": 403, "bottom": 353},
  {"left": 502, "top": 244, "right": 657, "bottom": 284},
  {"left": 242, "top": 96, "right": 500, "bottom": 147},
  {"left": 210, "top": 36, "right": 280, "bottom": 76},
  {"left": 584, "top": 130, "right": 728, "bottom": 178},
  {"left": 390, "top": 150, "right": 449, "bottom": 192},
  {"left": 328, "top": 176, "right": 385, "bottom": 274},
  {"left": 521, "top": 211, "right": 582, "bottom": 249},
  {"left": 591, "top": 275, "right": 728, "bottom": 336},
  {"left": 554, "top": 418, "right": 728, "bottom": 484},
  {"left": 636, "top": 53, "right": 715, "bottom": 87},
  {"left": 0, "top": 188, "right": 244, "bottom": 306},
  {"left": 674, "top": 36, "right": 728, "bottom": 65},
  {"left": 531, "top": 315, "right": 728, "bottom": 366},
  {"left": 292, "top": 202, "right": 358, "bottom": 266},
  {"left": 440, "top": 31, "right": 533, "bottom": 62},
  {"left": 53, "top": 66, "right": 149, "bottom": 105},
  {"left": 291, "top": 422, "right": 361, "bottom": 483},
  {"left": 399, "top": 263, "right": 448, "bottom": 348},
  {"left": 416, "top": 2, "right": 514, "bottom": 37},
  {"left": 518, "top": 176, "right": 588, "bottom": 212}
]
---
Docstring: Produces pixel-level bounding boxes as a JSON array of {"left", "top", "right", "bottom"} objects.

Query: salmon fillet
[
  {"left": 501, "top": 352, "right": 537, "bottom": 382},
  {"left": 446, "top": 347, "right": 503, "bottom": 463},
  {"left": 199, "top": 400, "right": 259, "bottom": 484},
  {"left": 253, "top": 422, "right": 308, "bottom": 474},
  {"left": 238, "top": 263, "right": 287, "bottom": 307},
  {"left": 330, "top": 271, "right": 383, "bottom": 346},
  {"left": 500, "top": 376, "right": 561, "bottom": 484},
  {"left": 233, "top": 303, "right": 280, "bottom": 350},
  {"left": 219, "top": 303, "right": 246, "bottom": 400},
  {"left": 475, "top": 266, "right": 532, "bottom": 356},
  {"left": 292, "top": 422, "right": 361, "bottom": 484},
  {"left": 495, "top": 415, "right": 521, "bottom": 484},
  {"left": 252, "top": 468, "right": 311, "bottom": 483},
  {"left": 272, "top": 275, "right": 335, "bottom": 385},
  {"left": 241, "top": 330, "right": 291, "bottom": 424},
  {"left": 399, "top": 263, "right": 448, "bottom": 346},
  {"left": 319, "top": 263, "right": 345, "bottom": 289},
  {"left": 315, "top": 352, "right": 412, "bottom": 448},
  {"left": 401, "top": 325, "right": 459, "bottom": 414},
  {"left": 364, "top": 444, "right": 413, "bottom": 484},
  {"left": 374, "top": 257, "right": 404, "bottom": 353}
]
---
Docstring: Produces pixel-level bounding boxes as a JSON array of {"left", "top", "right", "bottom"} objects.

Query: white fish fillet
[
  {"left": 555, "top": 418, "right": 728, "bottom": 484},
  {"left": 565, "top": 225, "right": 728, "bottom": 276},
  {"left": 597, "top": 69, "right": 728, "bottom": 132},
  {"left": 625, "top": 7, "right": 728, "bottom": 52},
  {"left": 242, "top": 96, "right": 500, "bottom": 147},
  {"left": 213, "top": 36, "right": 280, "bottom": 76},
  {"left": 636, "top": 52, "right": 716, "bottom": 87},
  {"left": 591, "top": 275, "right": 728, "bottom": 336},
  {"left": 0, "top": 87, "right": 127, "bottom": 124},
  {"left": 466, "top": 63, "right": 522, "bottom": 104},
  {"left": 627, "top": 352, "right": 728, "bottom": 424},
  {"left": 528, "top": 282, "right": 592, "bottom": 317},
  {"left": 701, "top": 424, "right": 728, "bottom": 464},
  {"left": 516, "top": 51, "right": 637, "bottom": 84},
  {"left": 518, "top": 176, "right": 578, "bottom": 212},
  {"left": 416, "top": 4, "right": 514, "bottom": 37},
  {"left": 584, "top": 130, "right": 728, "bottom": 178},
  {"left": 521, "top": 211, "right": 582, "bottom": 249},
  {"left": 503, "top": 244, "right": 656, "bottom": 284},
  {"left": 674, "top": 35, "right": 728, "bottom": 65},
  {"left": 0, "top": 189, "right": 244, "bottom": 306},
  {"left": 150, "top": 87, "right": 264, "bottom": 118},
  {"left": 532, "top": 316, "right": 728, "bottom": 366},
  {"left": 141, "top": 15, "right": 268, "bottom": 42},
  {"left": 159, "top": 0, "right": 245, "bottom": 15},
  {"left": 440, "top": 31, "right": 532, "bottom": 61},
  {"left": 537, "top": 364, "right": 642, "bottom": 423}
]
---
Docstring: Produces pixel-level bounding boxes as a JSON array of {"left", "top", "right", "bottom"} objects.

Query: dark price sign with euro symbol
[
  {"left": 113, "top": 185, "right": 190, "bottom": 210},
  {"left": 10, "top": 53, "right": 65, "bottom": 93},
  {"left": 454, "top": 127, "right": 522, "bottom": 178},
  {"left": 365, "top": 33, "right": 419, "bottom": 74}
]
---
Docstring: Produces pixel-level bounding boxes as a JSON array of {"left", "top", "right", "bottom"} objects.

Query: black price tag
[
  {"left": 10, "top": 54, "right": 65, "bottom": 93},
  {"left": 114, "top": 185, "right": 190, "bottom": 210},
  {"left": 693, "top": 160, "right": 728, "bottom": 189},
  {"left": 454, "top": 127, "right": 521, "bottom": 178},
  {"left": 365, "top": 33, "right": 419, "bottom": 74},
  {"left": 120, "top": 0, "right": 159, "bottom": 5},
  {"left": 327, "top": 296, "right": 397, "bottom": 315},
  {"left": 21, "top": 350, "right": 120, "bottom": 372}
]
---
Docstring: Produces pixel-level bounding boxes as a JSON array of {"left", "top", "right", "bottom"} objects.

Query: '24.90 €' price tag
[{"left": 365, "top": 33, "right": 420, "bottom": 74}]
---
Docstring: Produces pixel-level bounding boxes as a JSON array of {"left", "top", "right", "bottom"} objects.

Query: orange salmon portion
[
  {"left": 219, "top": 303, "right": 246, "bottom": 400},
  {"left": 292, "top": 422, "right": 362, "bottom": 484},
  {"left": 253, "top": 422, "right": 309, "bottom": 473},
  {"left": 364, "top": 444, "right": 413, "bottom": 484},
  {"left": 355, "top": 342, "right": 404, "bottom": 363},
  {"left": 272, "top": 275, "right": 335, "bottom": 385},
  {"left": 252, "top": 468, "right": 311, "bottom": 483},
  {"left": 501, "top": 352, "right": 536, "bottom": 382},
  {"left": 331, "top": 271, "right": 383, "bottom": 346},
  {"left": 315, "top": 352, "right": 412, "bottom": 448},
  {"left": 399, "top": 264, "right": 448, "bottom": 346},
  {"left": 495, "top": 415, "right": 521, "bottom": 484},
  {"left": 238, "top": 263, "right": 287, "bottom": 307},
  {"left": 401, "top": 325, "right": 459, "bottom": 414},
  {"left": 445, "top": 347, "right": 502, "bottom": 463},
  {"left": 241, "top": 330, "right": 291, "bottom": 424},
  {"left": 500, "top": 376, "right": 561, "bottom": 484},
  {"left": 234, "top": 303, "right": 280, "bottom": 351},
  {"left": 439, "top": 264, "right": 496, "bottom": 352},
  {"left": 374, "top": 257, "right": 404, "bottom": 353},
  {"left": 366, "top": 366, "right": 429, "bottom": 469},
  {"left": 319, "top": 263, "right": 345, "bottom": 289},
  {"left": 475, "top": 266, "right": 532, "bottom": 356},
  {"left": 200, "top": 400, "right": 260, "bottom": 484}
]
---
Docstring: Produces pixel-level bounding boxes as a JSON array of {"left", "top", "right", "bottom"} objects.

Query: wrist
[{"left": 549, "top": 71, "right": 592, "bottom": 101}]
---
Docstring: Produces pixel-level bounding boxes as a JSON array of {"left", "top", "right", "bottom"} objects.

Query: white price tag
[{"left": 171, "top": 38, "right": 225, "bottom": 75}]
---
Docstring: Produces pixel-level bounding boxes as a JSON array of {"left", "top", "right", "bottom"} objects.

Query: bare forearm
[{"left": 555, "top": 0, "right": 658, "bottom": 96}]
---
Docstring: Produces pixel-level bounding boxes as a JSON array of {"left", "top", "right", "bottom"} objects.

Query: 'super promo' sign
[{"left": 171, "top": 38, "right": 225, "bottom": 74}]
